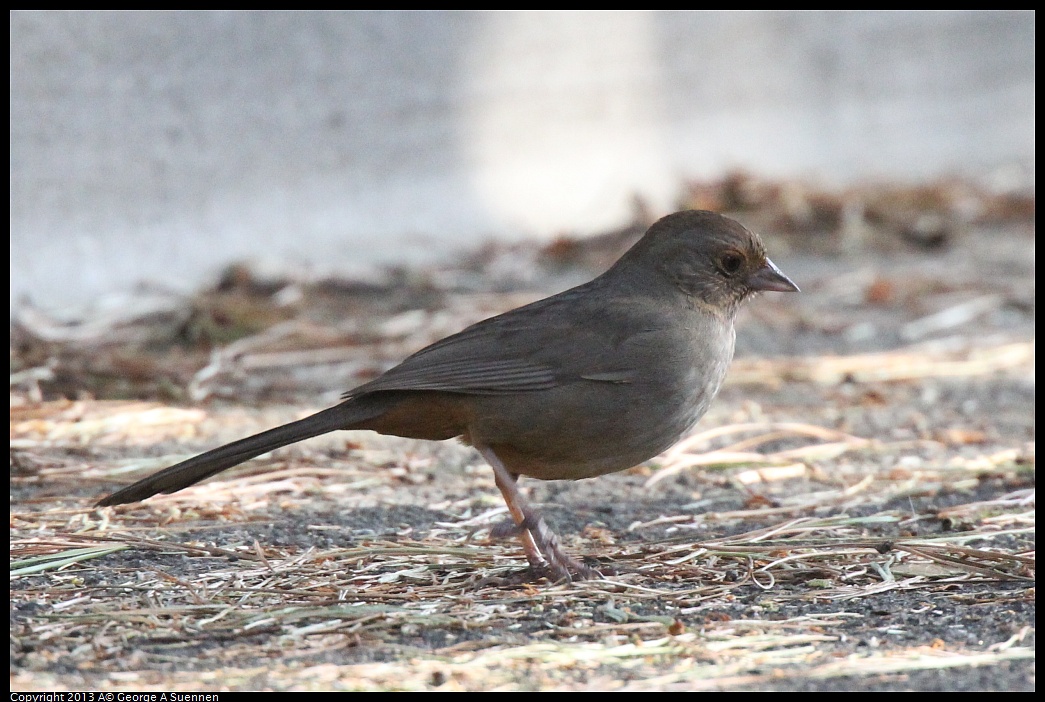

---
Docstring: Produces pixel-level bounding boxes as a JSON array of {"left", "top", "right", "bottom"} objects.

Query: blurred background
[{"left": 10, "top": 10, "right": 1035, "bottom": 315}]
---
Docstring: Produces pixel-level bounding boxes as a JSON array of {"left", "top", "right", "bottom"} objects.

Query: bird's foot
[
  {"left": 490, "top": 515, "right": 599, "bottom": 581},
  {"left": 518, "top": 512, "right": 601, "bottom": 582}
]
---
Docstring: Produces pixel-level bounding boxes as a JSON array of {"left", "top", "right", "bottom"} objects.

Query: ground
[{"left": 10, "top": 176, "right": 1035, "bottom": 691}]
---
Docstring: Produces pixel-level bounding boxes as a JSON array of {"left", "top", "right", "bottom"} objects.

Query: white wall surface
[{"left": 10, "top": 11, "right": 1035, "bottom": 313}]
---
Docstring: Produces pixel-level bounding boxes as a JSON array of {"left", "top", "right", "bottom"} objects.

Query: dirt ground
[{"left": 11, "top": 178, "right": 1035, "bottom": 690}]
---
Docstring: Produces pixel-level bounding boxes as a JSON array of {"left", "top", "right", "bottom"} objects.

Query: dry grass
[{"left": 11, "top": 363, "right": 1034, "bottom": 690}]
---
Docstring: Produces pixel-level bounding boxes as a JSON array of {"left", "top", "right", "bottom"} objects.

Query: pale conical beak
[{"left": 747, "top": 258, "right": 800, "bottom": 293}]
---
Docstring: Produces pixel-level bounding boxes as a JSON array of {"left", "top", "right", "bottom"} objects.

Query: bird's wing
[
  {"left": 344, "top": 285, "right": 652, "bottom": 398},
  {"left": 346, "top": 356, "right": 561, "bottom": 396}
]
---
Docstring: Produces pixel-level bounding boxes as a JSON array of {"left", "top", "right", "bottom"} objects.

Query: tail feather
[{"left": 96, "top": 405, "right": 354, "bottom": 507}]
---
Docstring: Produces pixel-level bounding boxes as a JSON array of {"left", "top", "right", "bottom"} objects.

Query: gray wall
[{"left": 10, "top": 11, "right": 1035, "bottom": 313}]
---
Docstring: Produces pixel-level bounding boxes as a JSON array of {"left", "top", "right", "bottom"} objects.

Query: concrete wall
[{"left": 10, "top": 11, "right": 1035, "bottom": 313}]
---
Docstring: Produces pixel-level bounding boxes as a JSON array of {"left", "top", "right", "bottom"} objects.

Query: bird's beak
[{"left": 747, "top": 258, "right": 800, "bottom": 293}]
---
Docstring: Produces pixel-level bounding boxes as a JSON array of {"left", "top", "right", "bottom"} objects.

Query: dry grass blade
[
  {"left": 647, "top": 422, "right": 872, "bottom": 487},
  {"left": 10, "top": 545, "right": 130, "bottom": 576},
  {"left": 896, "top": 542, "right": 1035, "bottom": 581},
  {"left": 727, "top": 342, "right": 1033, "bottom": 386}
]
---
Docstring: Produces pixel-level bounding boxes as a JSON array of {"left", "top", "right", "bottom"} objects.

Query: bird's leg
[
  {"left": 476, "top": 445, "right": 598, "bottom": 582},
  {"left": 489, "top": 476, "right": 545, "bottom": 572}
]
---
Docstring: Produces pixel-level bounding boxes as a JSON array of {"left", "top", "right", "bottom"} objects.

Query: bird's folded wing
[
  {"left": 345, "top": 357, "right": 561, "bottom": 396},
  {"left": 343, "top": 285, "right": 666, "bottom": 398}
]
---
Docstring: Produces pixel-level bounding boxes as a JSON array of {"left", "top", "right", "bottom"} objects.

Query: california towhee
[{"left": 98, "top": 210, "right": 798, "bottom": 580}]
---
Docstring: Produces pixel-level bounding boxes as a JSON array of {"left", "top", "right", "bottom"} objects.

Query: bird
[{"left": 97, "top": 210, "right": 799, "bottom": 581}]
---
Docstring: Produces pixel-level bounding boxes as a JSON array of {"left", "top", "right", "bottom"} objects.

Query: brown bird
[{"left": 97, "top": 210, "right": 799, "bottom": 580}]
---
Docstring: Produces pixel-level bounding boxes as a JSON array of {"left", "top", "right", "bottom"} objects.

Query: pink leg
[{"left": 476, "top": 445, "right": 599, "bottom": 582}]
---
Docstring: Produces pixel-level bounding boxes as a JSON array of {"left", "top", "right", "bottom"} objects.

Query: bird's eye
[{"left": 719, "top": 252, "right": 744, "bottom": 276}]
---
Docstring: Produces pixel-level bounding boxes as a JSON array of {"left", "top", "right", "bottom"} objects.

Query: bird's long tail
[{"left": 96, "top": 405, "right": 357, "bottom": 506}]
